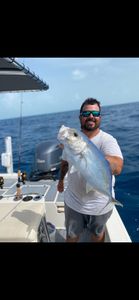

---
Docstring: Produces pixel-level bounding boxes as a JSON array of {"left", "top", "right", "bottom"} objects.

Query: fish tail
[{"left": 111, "top": 197, "right": 123, "bottom": 207}]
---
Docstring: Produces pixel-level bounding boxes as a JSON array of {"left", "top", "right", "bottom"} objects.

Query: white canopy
[{"left": 0, "top": 57, "right": 49, "bottom": 92}]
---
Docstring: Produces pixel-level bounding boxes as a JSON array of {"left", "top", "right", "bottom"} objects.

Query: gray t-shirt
[{"left": 62, "top": 129, "right": 123, "bottom": 215}]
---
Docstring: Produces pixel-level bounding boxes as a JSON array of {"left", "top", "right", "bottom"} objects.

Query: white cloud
[
  {"left": 75, "top": 93, "right": 81, "bottom": 100},
  {"left": 72, "top": 69, "right": 87, "bottom": 80},
  {"left": 76, "top": 58, "right": 112, "bottom": 67}
]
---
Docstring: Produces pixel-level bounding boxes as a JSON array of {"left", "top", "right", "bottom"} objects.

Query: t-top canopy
[{"left": 0, "top": 57, "right": 49, "bottom": 92}]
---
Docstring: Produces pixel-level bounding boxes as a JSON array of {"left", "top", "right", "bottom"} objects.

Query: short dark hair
[{"left": 80, "top": 98, "right": 101, "bottom": 113}]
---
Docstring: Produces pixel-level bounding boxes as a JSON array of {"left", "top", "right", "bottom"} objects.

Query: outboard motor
[{"left": 30, "top": 140, "right": 63, "bottom": 181}]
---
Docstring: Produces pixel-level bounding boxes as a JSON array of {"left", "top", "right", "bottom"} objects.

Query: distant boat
[{"left": 0, "top": 57, "right": 131, "bottom": 242}]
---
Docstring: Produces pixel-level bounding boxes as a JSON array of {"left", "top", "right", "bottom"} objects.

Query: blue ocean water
[{"left": 0, "top": 101, "right": 139, "bottom": 242}]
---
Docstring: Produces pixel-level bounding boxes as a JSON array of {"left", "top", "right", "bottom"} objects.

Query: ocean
[{"left": 0, "top": 101, "right": 139, "bottom": 242}]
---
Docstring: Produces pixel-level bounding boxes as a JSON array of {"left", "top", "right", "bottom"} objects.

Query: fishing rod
[
  {"left": 18, "top": 58, "right": 27, "bottom": 186},
  {"left": 18, "top": 92, "right": 23, "bottom": 180},
  {"left": 15, "top": 92, "right": 27, "bottom": 200}
]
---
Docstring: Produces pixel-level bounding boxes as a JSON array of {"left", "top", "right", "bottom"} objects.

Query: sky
[{"left": 0, "top": 57, "right": 139, "bottom": 119}]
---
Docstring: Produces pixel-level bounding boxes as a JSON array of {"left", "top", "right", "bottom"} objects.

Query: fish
[{"left": 57, "top": 125, "right": 123, "bottom": 209}]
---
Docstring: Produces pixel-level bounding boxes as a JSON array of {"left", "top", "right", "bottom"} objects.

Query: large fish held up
[{"left": 57, "top": 125, "right": 123, "bottom": 208}]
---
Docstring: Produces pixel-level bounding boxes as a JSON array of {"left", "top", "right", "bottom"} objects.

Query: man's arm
[
  {"left": 57, "top": 160, "right": 69, "bottom": 193},
  {"left": 105, "top": 155, "right": 123, "bottom": 175}
]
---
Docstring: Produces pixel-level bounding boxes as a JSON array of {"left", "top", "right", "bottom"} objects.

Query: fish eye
[{"left": 73, "top": 132, "right": 78, "bottom": 137}]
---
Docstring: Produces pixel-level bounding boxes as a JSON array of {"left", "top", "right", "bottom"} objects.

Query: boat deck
[
  {"left": 0, "top": 176, "right": 66, "bottom": 242},
  {"left": 0, "top": 176, "right": 132, "bottom": 242},
  {"left": 0, "top": 177, "right": 98, "bottom": 242}
]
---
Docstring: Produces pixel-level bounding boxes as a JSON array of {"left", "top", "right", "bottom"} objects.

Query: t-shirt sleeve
[{"left": 101, "top": 135, "right": 123, "bottom": 159}]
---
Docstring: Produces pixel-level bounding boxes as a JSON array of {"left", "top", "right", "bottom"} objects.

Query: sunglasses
[{"left": 80, "top": 110, "right": 101, "bottom": 117}]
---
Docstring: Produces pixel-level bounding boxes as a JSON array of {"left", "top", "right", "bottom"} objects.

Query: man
[{"left": 57, "top": 98, "right": 123, "bottom": 242}]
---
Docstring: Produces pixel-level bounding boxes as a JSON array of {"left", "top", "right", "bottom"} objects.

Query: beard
[{"left": 81, "top": 118, "right": 100, "bottom": 131}]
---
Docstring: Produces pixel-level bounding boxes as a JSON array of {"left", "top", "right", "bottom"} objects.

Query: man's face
[{"left": 79, "top": 104, "right": 101, "bottom": 131}]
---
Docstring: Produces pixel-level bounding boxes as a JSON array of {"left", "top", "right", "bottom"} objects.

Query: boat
[{"left": 0, "top": 57, "right": 132, "bottom": 242}]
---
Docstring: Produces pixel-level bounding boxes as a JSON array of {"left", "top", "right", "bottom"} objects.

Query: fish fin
[
  {"left": 86, "top": 183, "right": 94, "bottom": 194},
  {"left": 112, "top": 197, "right": 123, "bottom": 207},
  {"left": 79, "top": 153, "right": 88, "bottom": 169}
]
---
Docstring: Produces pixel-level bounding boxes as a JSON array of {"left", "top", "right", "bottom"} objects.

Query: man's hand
[
  {"left": 57, "top": 179, "right": 64, "bottom": 193},
  {"left": 105, "top": 155, "right": 123, "bottom": 175},
  {"left": 57, "top": 160, "right": 68, "bottom": 192}
]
